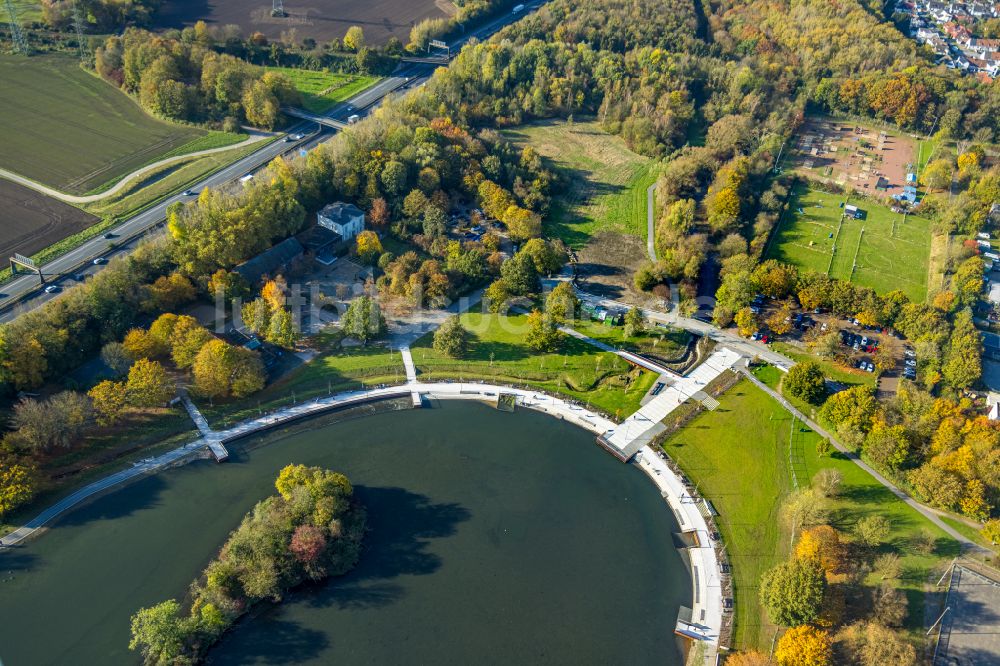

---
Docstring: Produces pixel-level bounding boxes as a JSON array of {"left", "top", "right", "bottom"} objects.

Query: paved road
[{"left": 0, "top": 2, "right": 547, "bottom": 323}]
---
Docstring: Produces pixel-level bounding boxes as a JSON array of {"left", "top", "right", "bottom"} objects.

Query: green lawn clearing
[
  {"left": 766, "top": 181, "right": 931, "bottom": 301},
  {"left": 200, "top": 342, "right": 406, "bottom": 429},
  {"left": 571, "top": 318, "right": 690, "bottom": 360},
  {"left": 503, "top": 119, "right": 659, "bottom": 248},
  {"left": 661, "top": 379, "right": 956, "bottom": 651},
  {"left": 8, "top": 0, "right": 42, "bottom": 23},
  {"left": 267, "top": 66, "right": 379, "bottom": 113},
  {"left": 411, "top": 310, "right": 657, "bottom": 419},
  {"left": 0, "top": 54, "right": 207, "bottom": 194}
]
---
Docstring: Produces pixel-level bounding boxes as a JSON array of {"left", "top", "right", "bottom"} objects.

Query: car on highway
[
  {"left": 103, "top": 233, "right": 116, "bottom": 239},
  {"left": 93, "top": 257, "right": 108, "bottom": 265},
  {"left": 182, "top": 190, "right": 196, "bottom": 196},
  {"left": 43, "top": 285, "right": 60, "bottom": 294}
]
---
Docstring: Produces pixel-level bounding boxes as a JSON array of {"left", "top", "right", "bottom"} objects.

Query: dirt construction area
[
  {"left": 788, "top": 117, "right": 918, "bottom": 202},
  {"left": 155, "top": 0, "right": 453, "bottom": 44},
  {"left": 0, "top": 179, "right": 97, "bottom": 260}
]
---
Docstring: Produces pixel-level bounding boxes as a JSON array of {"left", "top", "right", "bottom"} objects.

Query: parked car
[
  {"left": 905, "top": 359, "right": 917, "bottom": 368},
  {"left": 761, "top": 335, "right": 770, "bottom": 344}
]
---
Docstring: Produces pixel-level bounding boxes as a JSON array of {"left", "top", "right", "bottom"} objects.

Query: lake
[{"left": 0, "top": 400, "right": 690, "bottom": 665}]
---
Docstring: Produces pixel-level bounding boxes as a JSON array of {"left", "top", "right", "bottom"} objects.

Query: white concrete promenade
[
  {"left": 0, "top": 380, "right": 725, "bottom": 662},
  {"left": 602, "top": 347, "right": 743, "bottom": 459},
  {"left": 636, "top": 447, "right": 723, "bottom": 650}
]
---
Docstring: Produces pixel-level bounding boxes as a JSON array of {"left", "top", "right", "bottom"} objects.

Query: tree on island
[{"left": 129, "top": 465, "right": 365, "bottom": 664}]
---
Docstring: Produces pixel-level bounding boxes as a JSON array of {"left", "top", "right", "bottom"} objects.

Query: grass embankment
[
  {"left": 661, "top": 379, "right": 957, "bottom": 651},
  {"left": 766, "top": 181, "right": 931, "bottom": 301},
  {"left": 82, "top": 139, "right": 270, "bottom": 219},
  {"left": 572, "top": 318, "right": 690, "bottom": 359},
  {"left": 0, "top": 54, "right": 205, "bottom": 194},
  {"left": 0, "top": 410, "right": 196, "bottom": 538},
  {"left": 267, "top": 66, "right": 379, "bottom": 113},
  {"left": 200, "top": 342, "right": 406, "bottom": 429},
  {"left": 410, "top": 310, "right": 657, "bottom": 419},
  {"left": 502, "top": 119, "right": 659, "bottom": 248}
]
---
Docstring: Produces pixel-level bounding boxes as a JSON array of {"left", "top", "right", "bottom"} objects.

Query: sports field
[
  {"left": 0, "top": 55, "right": 206, "bottom": 194},
  {"left": 266, "top": 67, "right": 378, "bottom": 113},
  {"left": 766, "top": 181, "right": 932, "bottom": 301},
  {"left": 503, "top": 119, "right": 659, "bottom": 248}
]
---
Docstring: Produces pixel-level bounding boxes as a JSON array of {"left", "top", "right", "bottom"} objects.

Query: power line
[
  {"left": 3, "top": 0, "right": 29, "bottom": 54},
  {"left": 71, "top": 1, "right": 86, "bottom": 62}
]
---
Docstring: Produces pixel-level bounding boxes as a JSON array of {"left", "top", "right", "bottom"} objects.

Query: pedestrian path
[
  {"left": 400, "top": 346, "right": 417, "bottom": 383},
  {"left": 600, "top": 347, "right": 743, "bottom": 460}
]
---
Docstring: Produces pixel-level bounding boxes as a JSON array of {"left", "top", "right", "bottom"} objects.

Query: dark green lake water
[{"left": 0, "top": 401, "right": 689, "bottom": 665}]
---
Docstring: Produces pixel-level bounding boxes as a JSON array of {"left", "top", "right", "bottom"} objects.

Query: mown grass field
[
  {"left": 661, "top": 379, "right": 956, "bottom": 651},
  {"left": 411, "top": 310, "right": 658, "bottom": 418},
  {"left": 267, "top": 67, "right": 379, "bottom": 113},
  {"left": 202, "top": 343, "right": 407, "bottom": 428},
  {"left": 0, "top": 55, "right": 207, "bottom": 194},
  {"left": 766, "top": 181, "right": 931, "bottom": 301},
  {"left": 503, "top": 119, "right": 659, "bottom": 248},
  {"left": 8, "top": 0, "right": 42, "bottom": 22}
]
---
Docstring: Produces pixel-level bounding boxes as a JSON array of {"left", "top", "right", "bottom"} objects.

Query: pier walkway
[{"left": 600, "top": 347, "right": 743, "bottom": 460}]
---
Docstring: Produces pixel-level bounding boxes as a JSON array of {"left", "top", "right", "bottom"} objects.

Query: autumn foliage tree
[{"left": 775, "top": 625, "right": 831, "bottom": 666}]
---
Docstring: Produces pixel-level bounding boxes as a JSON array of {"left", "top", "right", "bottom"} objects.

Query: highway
[{"left": 0, "top": 2, "right": 544, "bottom": 322}]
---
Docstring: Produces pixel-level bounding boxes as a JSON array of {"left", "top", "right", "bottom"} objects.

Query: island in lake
[{"left": 128, "top": 464, "right": 366, "bottom": 664}]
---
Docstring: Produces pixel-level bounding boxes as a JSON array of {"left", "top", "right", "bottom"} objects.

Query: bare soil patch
[
  {"left": 574, "top": 231, "right": 653, "bottom": 305},
  {"left": 788, "top": 117, "right": 917, "bottom": 202},
  {"left": 154, "top": 0, "right": 452, "bottom": 44},
  {"left": 0, "top": 179, "right": 97, "bottom": 260}
]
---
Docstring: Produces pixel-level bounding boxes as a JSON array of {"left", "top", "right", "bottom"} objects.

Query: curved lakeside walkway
[
  {"left": 0, "top": 130, "right": 274, "bottom": 204},
  {"left": 0, "top": 379, "right": 726, "bottom": 662}
]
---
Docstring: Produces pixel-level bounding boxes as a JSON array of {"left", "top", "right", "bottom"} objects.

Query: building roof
[
  {"left": 318, "top": 202, "right": 364, "bottom": 227},
  {"left": 233, "top": 237, "right": 304, "bottom": 285}
]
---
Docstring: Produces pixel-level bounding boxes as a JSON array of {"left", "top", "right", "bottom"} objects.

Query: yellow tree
[
  {"left": 775, "top": 625, "right": 831, "bottom": 666},
  {"left": 261, "top": 277, "right": 287, "bottom": 311},
  {"left": 88, "top": 379, "right": 128, "bottom": 426},
  {"left": 125, "top": 359, "right": 174, "bottom": 408},
  {"left": 123, "top": 328, "right": 166, "bottom": 361},
  {"left": 355, "top": 230, "right": 383, "bottom": 265},
  {"left": 767, "top": 302, "right": 793, "bottom": 335},
  {"left": 795, "top": 525, "right": 844, "bottom": 575},
  {"left": 0, "top": 456, "right": 35, "bottom": 518},
  {"left": 734, "top": 307, "right": 759, "bottom": 337}
]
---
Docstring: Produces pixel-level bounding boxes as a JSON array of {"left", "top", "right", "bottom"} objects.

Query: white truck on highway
[
  {"left": 347, "top": 114, "right": 361, "bottom": 124},
  {"left": 512, "top": 3, "right": 525, "bottom": 13}
]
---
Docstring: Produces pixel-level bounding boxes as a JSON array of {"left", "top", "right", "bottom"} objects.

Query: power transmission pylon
[
  {"left": 3, "top": 0, "right": 29, "bottom": 54},
  {"left": 71, "top": 1, "right": 86, "bottom": 61},
  {"left": 270, "top": 0, "right": 286, "bottom": 17}
]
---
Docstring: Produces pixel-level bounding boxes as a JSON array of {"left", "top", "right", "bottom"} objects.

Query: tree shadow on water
[
  {"left": 57, "top": 474, "right": 169, "bottom": 527},
  {"left": 206, "top": 617, "right": 329, "bottom": 665},
  {"left": 0, "top": 547, "right": 38, "bottom": 574},
  {"left": 307, "top": 485, "right": 471, "bottom": 611}
]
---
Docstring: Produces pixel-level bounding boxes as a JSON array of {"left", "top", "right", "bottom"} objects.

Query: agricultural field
[
  {"left": 503, "top": 119, "right": 659, "bottom": 248},
  {"left": 154, "top": 0, "right": 449, "bottom": 44},
  {"left": 765, "top": 181, "right": 932, "bottom": 301},
  {"left": 266, "top": 66, "right": 379, "bottom": 113},
  {"left": 0, "top": 54, "right": 206, "bottom": 194},
  {"left": 0, "top": 179, "right": 97, "bottom": 259},
  {"left": 661, "top": 379, "right": 957, "bottom": 651}
]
